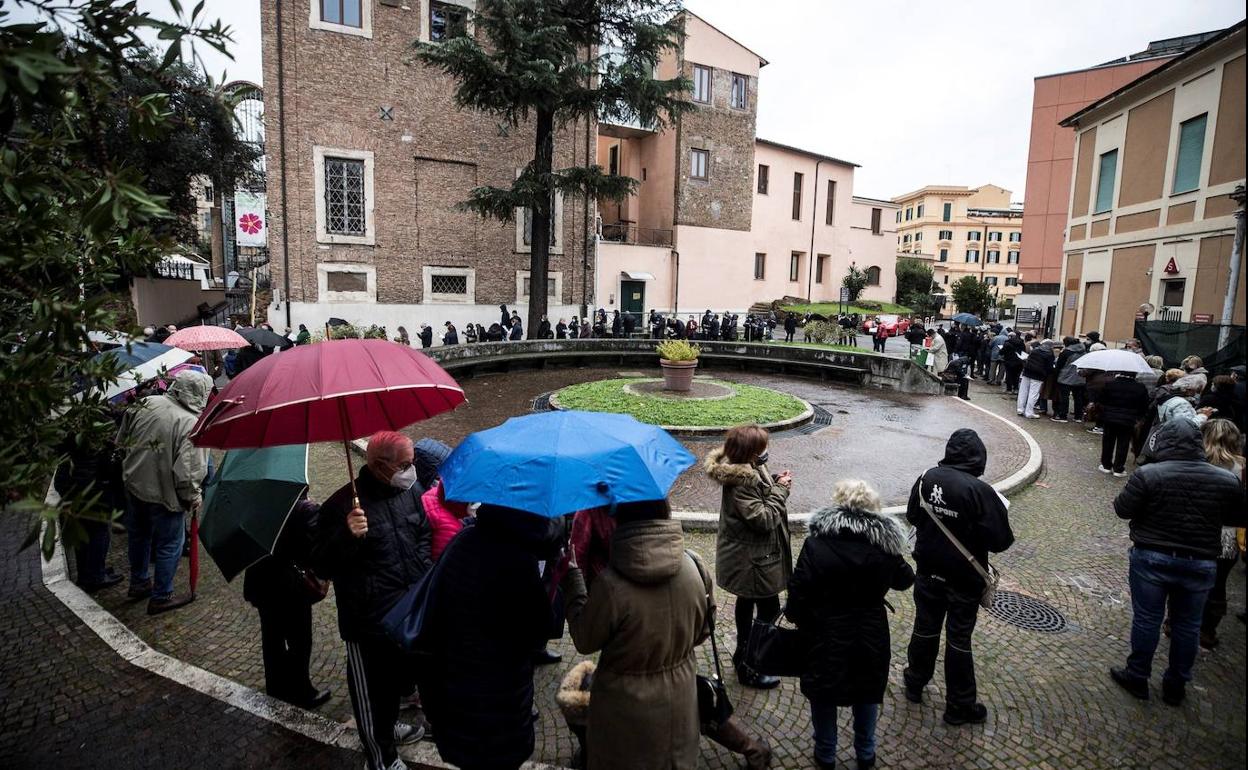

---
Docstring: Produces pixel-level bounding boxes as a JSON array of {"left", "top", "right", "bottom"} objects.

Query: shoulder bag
[
  {"left": 918, "top": 472, "right": 1000, "bottom": 609},
  {"left": 745, "top": 611, "right": 808, "bottom": 678},
  {"left": 687, "top": 550, "right": 733, "bottom": 732}
]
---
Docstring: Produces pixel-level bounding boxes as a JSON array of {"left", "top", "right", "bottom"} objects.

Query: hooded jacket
[
  {"left": 117, "top": 370, "right": 213, "bottom": 512},
  {"left": 1115, "top": 420, "right": 1243, "bottom": 558},
  {"left": 906, "top": 430, "right": 1014, "bottom": 589},
  {"left": 1157, "top": 394, "right": 1207, "bottom": 427},
  {"left": 787, "top": 506, "right": 915, "bottom": 705},
  {"left": 562, "top": 519, "right": 712, "bottom": 770},
  {"left": 1022, "top": 341, "right": 1055, "bottom": 380},
  {"left": 413, "top": 438, "right": 451, "bottom": 491},
  {"left": 705, "top": 447, "right": 792, "bottom": 598},
  {"left": 312, "top": 465, "right": 432, "bottom": 642},
  {"left": 1055, "top": 342, "right": 1087, "bottom": 386},
  {"left": 421, "top": 506, "right": 563, "bottom": 770},
  {"left": 1001, "top": 335, "right": 1025, "bottom": 370}
]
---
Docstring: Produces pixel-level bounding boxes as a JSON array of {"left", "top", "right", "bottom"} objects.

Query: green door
[{"left": 621, "top": 280, "right": 645, "bottom": 328}]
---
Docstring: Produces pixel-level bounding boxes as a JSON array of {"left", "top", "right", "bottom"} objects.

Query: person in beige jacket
[
  {"left": 705, "top": 424, "right": 793, "bottom": 689},
  {"left": 562, "top": 499, "right": 711, "bottom": 770}
]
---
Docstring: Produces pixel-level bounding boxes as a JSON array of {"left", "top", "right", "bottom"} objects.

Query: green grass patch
[
  {"left": 782, "top": 301, "right": 913, "bottom": 316},
  {"left": 554, "top": 378, "right": 807, "bottom": 427}
]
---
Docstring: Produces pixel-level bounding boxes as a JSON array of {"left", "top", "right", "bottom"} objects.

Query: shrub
[
  {"left": 804, "top": 320, "right": 835, "bottom": 343},
  {"left": 328, "top": 323, "right": 361, "bottom": 340},
  {"left": 656, "top": 339, "right": 701, "bottom": 361},
  {"left": 361, "top": 324, "right": 389, "bottom": 340}
]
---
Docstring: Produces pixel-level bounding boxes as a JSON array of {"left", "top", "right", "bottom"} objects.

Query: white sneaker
[
  {"left": 364, "top": 760, "right": 408, "bottom": 770},
  {"left": 394, "top": 722, "right": 424, "bottom": 745},
  {"left": 1114, "top": 471, "right": 1127, "bottom": 478},
  {"left": 1098, "top": 465, "right": 1113, "bottom": 474}
]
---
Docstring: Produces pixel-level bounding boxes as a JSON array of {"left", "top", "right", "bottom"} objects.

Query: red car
[{"left": 861, "top": 314, "right": 911, "bottom": 337}]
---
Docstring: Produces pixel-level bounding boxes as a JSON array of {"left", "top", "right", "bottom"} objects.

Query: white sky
[{"left": 35, "top": 1, "right": 1248, "bottom": 201}]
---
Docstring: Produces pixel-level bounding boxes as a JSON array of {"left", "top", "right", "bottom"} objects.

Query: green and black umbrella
[{"left": 200, "top": 444, "right": 309, "bottom": 582}]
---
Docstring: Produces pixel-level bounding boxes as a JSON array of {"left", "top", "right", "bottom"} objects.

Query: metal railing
[
  {"left": 600, "top": 223, "right": 673, "bottom": 247},
  {"left": 152, "top": 260, "right": 197, "bottom": 280},
  {"left": 1156, "top": 307, "right": 1183, "bottom": 322}
]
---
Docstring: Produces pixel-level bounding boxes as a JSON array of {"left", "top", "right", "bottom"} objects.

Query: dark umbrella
[
  {"left": 327, "top": 317, "right": 350, "bottom": 327},
  {"left": 200, "top": 444, "right": 309, "bottom": 582},
  {"left": 952, "top": 312, "right": 982, "bottom": 327},
  {"left": 238, "top": 326, "right": 293, "bottom": 349}
]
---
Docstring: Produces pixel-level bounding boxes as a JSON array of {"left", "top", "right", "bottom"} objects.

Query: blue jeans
[
  {"left": 1126, "top": 547, "right": 1216, "bottom": 686},
  {"left": 809, "top": 698, "right": 878, "bottom": 764},
  {"left": 125, "top": 494, "right": 185, "bottom": 600}
]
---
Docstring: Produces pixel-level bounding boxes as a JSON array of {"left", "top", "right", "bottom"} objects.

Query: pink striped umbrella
[{"left": 165, "top": 325, "right": 249, "bottom": 352}]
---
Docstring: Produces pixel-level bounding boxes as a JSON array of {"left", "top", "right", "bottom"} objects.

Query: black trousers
[
  {"left": 258, "top": 602, "right": 315, "bottom": 702},
  {"left": 904, "top": 575, "right": 981, "bottom": 707},
  {"left": 1101, "top": 423, "right": 1134, "bottom": 472},
  {"left": 1004, "top": 366, "right": 1021, "bottom": 392},
  {"left": 346, "top": 639, "right": 408, "bottom": 770},
  {"left": 1054, "top": 384, "right": 1087, "bottom": 420},
  {"left": 733, "top": 595, "right": 781, "bottom": 656},
  {"left": 1202, "top": 557, "right": 1237, "bottom": 637}
]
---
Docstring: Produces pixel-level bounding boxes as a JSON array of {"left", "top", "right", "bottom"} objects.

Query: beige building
[
  {"left": 891, "top": 185, "right": 1023, "bottom": 311},
  {"left": 1057, "top": 22, "right": 1245, "bottom": 344}
]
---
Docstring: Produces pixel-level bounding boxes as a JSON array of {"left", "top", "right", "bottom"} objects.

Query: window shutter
[{"left": 1172, "top": 114, "right": 1207, "bottom": 193}]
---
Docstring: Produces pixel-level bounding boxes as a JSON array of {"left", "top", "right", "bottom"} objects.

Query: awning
[{"left": 621, "top": 271, "right": 656, "bottom": 281}]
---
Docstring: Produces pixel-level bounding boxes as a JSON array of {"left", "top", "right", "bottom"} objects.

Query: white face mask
[{"left": 389, "top": 465, "right": 418, "bottom": 490}]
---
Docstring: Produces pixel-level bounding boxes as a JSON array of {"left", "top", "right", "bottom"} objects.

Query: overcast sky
[{"left": 73, "top": 1, "right": 1248, "bottom": 200}]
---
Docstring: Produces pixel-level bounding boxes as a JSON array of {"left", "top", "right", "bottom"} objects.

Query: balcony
[{"left": 600, "top": 223, "right": 672, "bottom": 247}]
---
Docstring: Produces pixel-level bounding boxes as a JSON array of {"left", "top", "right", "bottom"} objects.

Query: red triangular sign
[{"left": 1163, "top": 257, "right": 1178, "bottom": 274}]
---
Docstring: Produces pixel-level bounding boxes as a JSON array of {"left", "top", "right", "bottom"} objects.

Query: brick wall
[
  {"left": 674, "top": 62, "right": 756, "bottom": 232},
  {"left": 262, "top": 0, "right": 594, "bottom": 309}
]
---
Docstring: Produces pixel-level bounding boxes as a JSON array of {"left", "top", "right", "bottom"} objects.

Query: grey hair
[{"left": 831, "top": 479, "right": 882, "bottom": 513}]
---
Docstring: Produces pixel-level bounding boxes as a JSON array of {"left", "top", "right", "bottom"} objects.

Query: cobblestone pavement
[
  {"left": 0, "top": 514, "right": 360, "bottom": 770},
  {"left": 54, "top": 374, "right": 1248, "bottom": 769}
]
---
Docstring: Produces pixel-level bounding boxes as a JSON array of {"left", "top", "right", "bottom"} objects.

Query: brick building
[{"left": 261, "top": 0, "right": 594, "bottom": 334}]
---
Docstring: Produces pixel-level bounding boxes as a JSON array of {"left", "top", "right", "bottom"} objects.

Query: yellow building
[{"left": 891, "top": 185, "right": 1024, "bottom": 312}]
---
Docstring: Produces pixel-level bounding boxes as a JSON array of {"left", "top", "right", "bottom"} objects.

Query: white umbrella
[{"left": 1075, "top": 348, "right": 1152, "bottom": 374}]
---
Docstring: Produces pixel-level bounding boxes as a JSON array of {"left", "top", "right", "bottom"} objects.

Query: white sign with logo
[{"left": 234, "top": 191, "right": 267, "bottom": 247}]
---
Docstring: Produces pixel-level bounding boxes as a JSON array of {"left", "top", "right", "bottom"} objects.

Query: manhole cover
[{"left": 985, "top": 590, "right": 1067, "bottom": 633}]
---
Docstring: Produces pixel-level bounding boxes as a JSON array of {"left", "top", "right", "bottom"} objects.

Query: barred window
[
  {"left": 430, "top": 274, "right": 468, "bottom": 295},
  {"left": 522, "top": 207, "right": 560, "bottom": 249},
  {"left": 522, "top": 277, "right": 557, "bottom": 298},
  {"left": 324, "top": 157, "right": 366, "bottom": 235},
  {"left": 430, "top": 2, "right": 467, "bottom": 41}
]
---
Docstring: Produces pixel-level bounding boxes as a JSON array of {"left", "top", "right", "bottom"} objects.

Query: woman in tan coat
[
  {"left": 562, "top": 499, "right": 712, "bottom": 770},
  {"left": 705, "top": 424, "right": 793, "bottom": 689}
]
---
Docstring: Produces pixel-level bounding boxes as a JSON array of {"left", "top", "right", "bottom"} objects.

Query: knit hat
[{"left": 414, "top": 438, "right": 453, "bottom": 490}]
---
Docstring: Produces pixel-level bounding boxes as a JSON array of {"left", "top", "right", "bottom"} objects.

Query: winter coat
[
  {"left": 421, "top": 507, "right": 563, "bottom": 770},
  {"left": 1055, "top": 342, "right": 1087, "bottom": 386},
  {"left": 787, "top": 506, "right": 914, "bottom": 706},
  {"left": 1022, "top": 342, "right": 1055, "bottom": 380},
  {"left": 1097, "top": 376, "right": 1149, "bottom": 427},
  {"left": 413, "top": 438, "right": 452, "bottom": 491},
  {"left": 116, "top": 370, "right": 213, "bottom": 512},
  {"left": 906, "top": 429, "right": 1014, "bottom": 590},
  {"left": 421, "top": 483, "right": 468, "bottom": 562},
  {"left": 510, "top": 321, "right": 523, "bottom": 341},
  {"left": 419, "top": 327, "right": 433, "bottom": 348},
  {"left": 1199, "top": 387, "right": 1243, "bottom": 431},
  {"left": 1115, "top": 420, "right": 1244, "bottom": 559},
  {"left": 927, "top": 334, "right": 949, "bottom": 372},
  {"left": 244, "top": 500, "right": 319, "bottom": 608},
  {"left": 1158, "top": 395, "right": 1207, "bottom": 428},
  {"left": 705, "top": 447, "right": 792, "bottom": 598},
  {"left": 989, "top": 334, "right": 1007, "bottom": 362},
  {"left": 1001, "top": 336, "right": 1025, "bottom": 371},
  {"left": 311, "top": 465, "right": 432, "bottom": 643},
  {"left": 556, "top": 322, "right": 568, "bottom": 339},
  {"left": 442, "top": 327, "right": 459, "bottom": 345},
  {"left": 562, "top": 520, "right": 711, "bottom": 770}
]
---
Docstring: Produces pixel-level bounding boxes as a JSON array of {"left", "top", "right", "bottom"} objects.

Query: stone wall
[{"left": 674, "top": 62, "right": 756, "bottom": 232}]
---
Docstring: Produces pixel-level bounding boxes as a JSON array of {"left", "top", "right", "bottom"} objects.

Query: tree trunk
[{"left": 527, "top": 107, "right": 555, "bottom": 340}]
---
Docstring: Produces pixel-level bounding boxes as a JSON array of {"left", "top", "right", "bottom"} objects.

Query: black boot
[
  {"left": 732, "top": 652, "right": 780, "bottom": 690},
  {"left": 942, "top": 702, "right": 988, "bottom": 725}
]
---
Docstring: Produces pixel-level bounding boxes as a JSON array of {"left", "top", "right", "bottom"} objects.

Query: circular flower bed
[{"left": 551, "top": 377, "right": 809, "bottom": 429}]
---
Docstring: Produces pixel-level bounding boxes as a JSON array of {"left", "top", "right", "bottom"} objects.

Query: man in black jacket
[
  {"left": 903, "top": 429, "right": 1014, "bottom": 725},
  {"left": 1017, "top": 339, "right": 1055, "bottom": 418},
  {"left": 313, "top": 431, "right": 431, "bottom": 770},
  {"left": 1110, "top": 419, "right": 1243, "bottom": 706}
]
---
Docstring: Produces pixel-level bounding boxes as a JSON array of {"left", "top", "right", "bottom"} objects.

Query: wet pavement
[{"left": 305, "top": 367, "right": 1027, "bottom": 511}]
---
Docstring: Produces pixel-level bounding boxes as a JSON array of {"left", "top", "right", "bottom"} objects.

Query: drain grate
[
  {"left": 788, "top": 404, "right": 834, "bottom": 436},
  {"left": 532, "top": 392, "right": 553, "bottom": 411},
  {"left": 985, "top": 590, "right": 1068, "bottom": 633}
]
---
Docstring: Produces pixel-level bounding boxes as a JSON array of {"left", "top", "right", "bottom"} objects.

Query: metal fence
[{"left": 600, "top": 223, "right": 673, "bottom": 247}]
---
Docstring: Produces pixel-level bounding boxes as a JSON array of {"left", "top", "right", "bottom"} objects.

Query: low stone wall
[{"left": 425, "top": 339, "right": 943, "bottom": 395}]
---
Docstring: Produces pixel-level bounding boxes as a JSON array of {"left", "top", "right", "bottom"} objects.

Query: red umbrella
[
  {"left": 190, "top": 338, "right": 466, "bottom": 505},
  {"left": 165, "top": 325, "right": 249, "bottom": 352}
]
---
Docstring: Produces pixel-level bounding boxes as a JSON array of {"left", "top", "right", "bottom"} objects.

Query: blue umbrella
[
  {"left": 951, "top": 312, "right": 982, "bottom": 327},
  {"left": 439, "top": 411, "right": 696, "bottom": 518}
]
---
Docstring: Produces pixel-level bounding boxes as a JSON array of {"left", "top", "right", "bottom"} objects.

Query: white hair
[{"left": 831, "top": 479, "right": 882, "bottom": 513}]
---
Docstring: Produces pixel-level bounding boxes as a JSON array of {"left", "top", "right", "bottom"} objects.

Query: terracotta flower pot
[{"left": 659, "top": 359, "right": 698, "bottom": 392}]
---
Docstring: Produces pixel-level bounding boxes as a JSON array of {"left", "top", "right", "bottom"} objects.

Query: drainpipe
[
  {"left": 806, "top": 160, "right": 823, "bottom": 302},
  {"left": 276, "top": 0, "right": 292, "bottom": 329},
  {"left": 1218, "top": 184, "right": 1246, "bottom": 350},
  {"left": 671, "top": 250, "right": 680, "bottom": 316}
]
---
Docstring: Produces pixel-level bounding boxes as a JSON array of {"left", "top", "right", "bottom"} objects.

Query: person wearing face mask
[
  {"left": 312, "top": 430, "right": 432, "bottom": 770},
  {"left": 705, "top": 424, "right": 794, "bottom": 690}
]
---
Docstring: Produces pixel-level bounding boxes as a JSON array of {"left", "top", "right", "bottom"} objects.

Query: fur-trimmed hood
[
  {"left": 808, "top": 505, "right": 908, "bottom": 556},
  {"left": 704, "top": 447, "right": 761, "bottom": 487}
]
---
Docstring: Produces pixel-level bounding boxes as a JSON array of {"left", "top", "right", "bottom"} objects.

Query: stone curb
[
  {"left": 673, "top": 395, "right": 1044, "bottom": 532},
  {"left": 37, "top": 483, "right": 566, "bottom": 770}
]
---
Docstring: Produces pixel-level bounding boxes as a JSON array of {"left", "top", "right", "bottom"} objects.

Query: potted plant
[{"left": 656, "top": 339, "right": 701, "bottom": 392}]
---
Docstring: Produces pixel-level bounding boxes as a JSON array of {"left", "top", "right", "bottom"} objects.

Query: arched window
[{"left": 866, "top": 266, "right": 881, "bottom": 286}]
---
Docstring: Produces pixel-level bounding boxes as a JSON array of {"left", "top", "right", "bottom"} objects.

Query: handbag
[
  {"left": 918, "top": 472, "right": 1000, "bottom": 610},
  {"left": 687, "top": 550, "right": 733, "bottom": 731},
  {"left": 291, "top": 563, "right": 329, "bottom": 604},
  {"left": 745, "top": 613, "right": 808, "bottom": 677}
]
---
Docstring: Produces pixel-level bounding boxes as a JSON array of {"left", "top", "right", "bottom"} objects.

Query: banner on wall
[{"left": 234, "top": 191, "right": 267, "bottom": 247}]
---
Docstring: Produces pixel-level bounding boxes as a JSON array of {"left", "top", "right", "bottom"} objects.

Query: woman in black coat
[
  {"left": 787, "top": 480, "right": 914, "bottom": 770},
  {"left": 420, "top": 505, "right": 566, "bottom": 770}
]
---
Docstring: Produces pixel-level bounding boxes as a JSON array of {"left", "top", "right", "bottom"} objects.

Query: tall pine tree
[{"left": 415, "top": 0, "right": 689, "bottom": 337}]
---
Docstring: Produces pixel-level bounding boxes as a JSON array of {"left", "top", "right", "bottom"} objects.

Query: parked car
[{"left": 861, "top": 314, "right": 910, "bottom": 337}]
